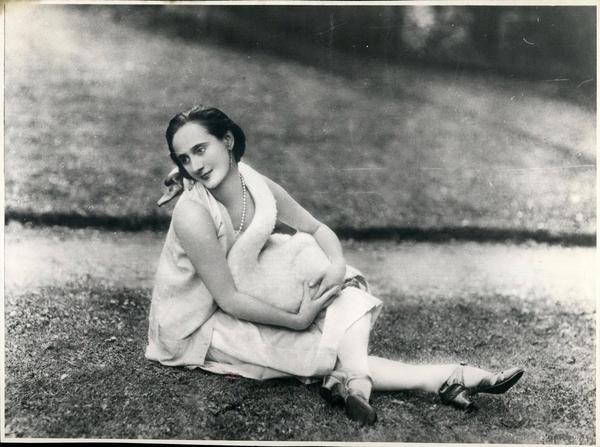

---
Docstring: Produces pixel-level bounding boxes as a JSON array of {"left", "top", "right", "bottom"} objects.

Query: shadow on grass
[
  {"left": 4, "top": 212, "right": 596, "bottom": 247},
  {"left": 5, "top": 278, "right": 595, "bottom": 442}
]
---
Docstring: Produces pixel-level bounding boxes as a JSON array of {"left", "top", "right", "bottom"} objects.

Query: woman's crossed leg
[{"left": 332, "top": 310, "right": 523, "bottom": 424}]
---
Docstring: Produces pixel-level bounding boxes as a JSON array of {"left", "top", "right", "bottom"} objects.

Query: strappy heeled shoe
[
  {"left": 439, "top": 365, "right": 524, "bottom": 412},
  {"left": 438, "top": 365, "right": 477, "bottom": 411},
  {"left": 320, "top": 374, "right": 345, "bottom": 406},
  {"left": 320, "top": 372, "right": 378, "bottom": 426},
  {"left": 470, "top": 366, "right": 524, "bottom": 395}
]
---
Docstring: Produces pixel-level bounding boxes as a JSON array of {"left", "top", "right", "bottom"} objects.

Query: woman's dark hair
[{"left": 165, "top": 105, "right": 246, "bottom": 179}]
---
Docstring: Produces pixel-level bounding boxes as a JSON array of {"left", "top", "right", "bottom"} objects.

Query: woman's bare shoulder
[
  {"left": 260, "top": 172, "right": 320, "bottom": 233},
  {"left": 172, "top": 198, "right": 215, "bottom": 238}
]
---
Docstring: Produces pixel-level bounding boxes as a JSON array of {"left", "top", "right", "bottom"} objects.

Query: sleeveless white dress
[{"left": 146, "top": 163, "right": 382, "bottom": 381}]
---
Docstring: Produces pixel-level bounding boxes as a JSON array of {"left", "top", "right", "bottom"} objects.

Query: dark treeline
[
  {"left": 111, "top": 5, "right": 595, "bottom": 103},
  {"left": 226, "top": 6, "right": 595, "bottom": 79},
  {"left": 140, "top": 5, "right": 594, "bottom": 79}
]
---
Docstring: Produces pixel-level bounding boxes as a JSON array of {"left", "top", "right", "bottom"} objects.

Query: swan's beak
[{"left": 157, "top": 167, "right": 184, "bottom": 207}]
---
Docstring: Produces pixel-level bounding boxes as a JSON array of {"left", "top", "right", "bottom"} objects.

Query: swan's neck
[{"left": 227, "top": 163, "right": 277, "bottom": 263}]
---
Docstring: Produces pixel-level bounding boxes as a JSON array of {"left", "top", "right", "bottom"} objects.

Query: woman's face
[{"left": 172, "top": 122, "right": 232, "bottom": 189}]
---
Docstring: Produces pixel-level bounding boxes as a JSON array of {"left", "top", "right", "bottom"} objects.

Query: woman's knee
[{"left": 345, "top": 313, "right": 371, "bottom": 339}]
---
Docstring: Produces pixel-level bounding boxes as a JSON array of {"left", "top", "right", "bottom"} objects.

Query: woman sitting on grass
[{"left": 145, "top": 105, "right": 523, "bottom": 426}]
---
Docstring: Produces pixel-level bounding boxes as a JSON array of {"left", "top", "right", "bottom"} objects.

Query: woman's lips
[{"left": 199, "top": 170, "right": 212, "bottom": 181}]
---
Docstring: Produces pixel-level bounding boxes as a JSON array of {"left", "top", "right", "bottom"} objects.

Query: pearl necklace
[{"left": 235, "top": 173, "right": 247, "bottom": 235}]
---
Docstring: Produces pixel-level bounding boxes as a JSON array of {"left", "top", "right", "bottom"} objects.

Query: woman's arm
[
  {"left": 263, "top": 176, "right": 347, "bottom": 294},
  {"left": 172, "top": 200, "right": 330, "bottom": 330}
]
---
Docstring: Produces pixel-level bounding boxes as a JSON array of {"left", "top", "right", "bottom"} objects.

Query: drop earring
[{"left": 228, "top": 149, "right": 233, "bottom": 167}]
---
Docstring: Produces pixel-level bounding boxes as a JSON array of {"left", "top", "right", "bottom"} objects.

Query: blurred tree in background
[
  {"left": 230, "top": 6, "right": 595, "bottom": 78},
  {"left": 7, "top": 4, "right": 594, "bottom": 233},
  {"left": 398, "top": 6, "right": 595, "bottom": 79},
  {"left": 124, "top": 5, "right": 594, "bottom": 104}
]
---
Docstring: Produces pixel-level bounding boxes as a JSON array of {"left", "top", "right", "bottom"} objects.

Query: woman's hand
[
  {"left": 311, "top": 261, "right": 346, "bottom": 298},
  {"left": 292, "top": 282, "right": 340, "bottom": 330}
]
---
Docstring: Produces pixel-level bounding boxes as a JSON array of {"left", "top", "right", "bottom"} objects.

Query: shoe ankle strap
[
  {"left": 324, "top": 370, "right": 373, "bottom": 390},
  {"left": 440, "top": 364, "right": 466, "bottom": 392},
  {"left": 344, "top": 373, "right": 373, "bottom": 387}
]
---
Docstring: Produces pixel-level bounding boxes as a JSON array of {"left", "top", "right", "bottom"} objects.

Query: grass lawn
[
  {"left": 4, "top": 275, "right": 594, "bottom": 442},
  {"left": 4, "top": 4, "right": 596, "bottom": 235}
]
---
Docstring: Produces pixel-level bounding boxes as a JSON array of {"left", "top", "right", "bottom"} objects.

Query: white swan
[
  {"left": 226, "top": 163, "right": 332, "bottom": 313},
  {"left": 158, "top": 162, "right": 362, "bottom": 313}
]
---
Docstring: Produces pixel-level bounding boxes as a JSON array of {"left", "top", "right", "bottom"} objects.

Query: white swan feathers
[{"left": 226, "top": 164, "right": 332, "bottom": 313}]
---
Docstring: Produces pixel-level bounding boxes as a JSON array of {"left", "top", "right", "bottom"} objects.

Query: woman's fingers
[
  {"left": 315, "top": 281, "right": 327, "bottom": 298},
  {"left": 301, "top": 281, "right": 313, "bottom": 301},
  {"left": 310, "top": 272, "right": 330, "bottom": 299},
  {"left": 299, "top": 282, "right": 310, "bottom": 306},
  {"left": 315, "top": 285, "right": 341, "bottom": 308},
  {"left": 295, "top": 283, "right": 340, "bottom": 329},
  {"left": 315, "top": 266, "right": 345, "bottom": 297},
  {"left": 301, "top": 281, "right": 319, "bottom": 309},
  {"left": 309, "top": 281, "right": 324, "bottom": 300},
  {"left": 309, "top": 271, "right": 326, "bottom": 289},
  {"left": 303, "top": 282, "right": 339, "bottom": 308}
]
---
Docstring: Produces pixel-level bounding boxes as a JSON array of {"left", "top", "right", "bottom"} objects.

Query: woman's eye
[
  {"left": 180, "top": 156, "right": 190, "bottom": 164},
  {"left": 194, "top": 146, "right": 206, "bottom": 154}
]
